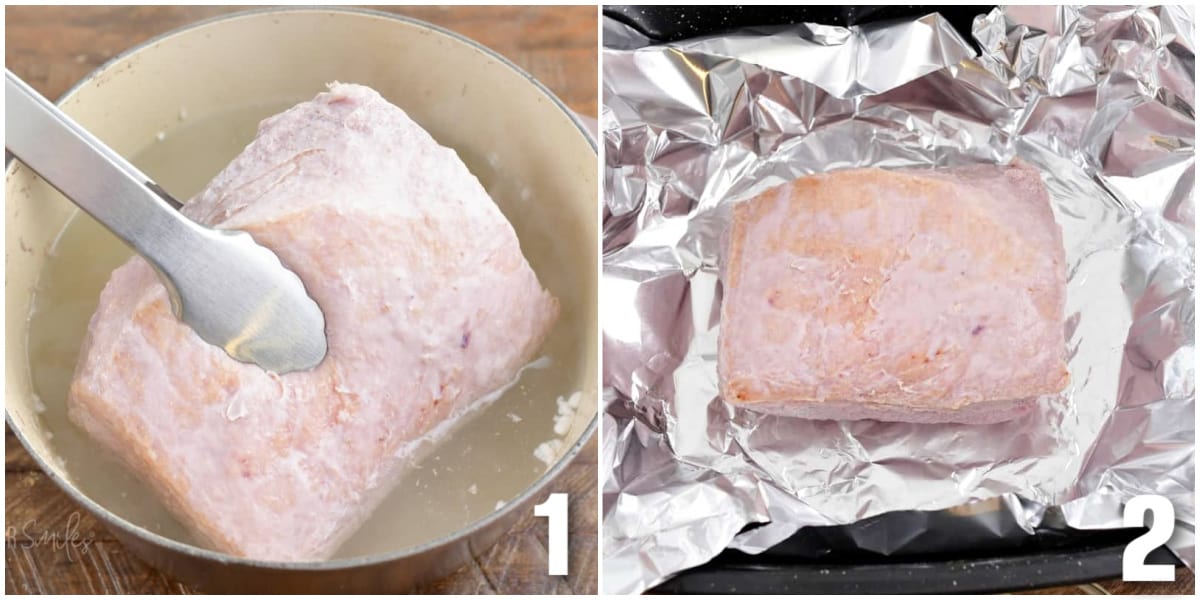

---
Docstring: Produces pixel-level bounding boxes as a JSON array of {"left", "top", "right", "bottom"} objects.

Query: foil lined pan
[{"left": 601, "top": 6, "right": 1195, "bottom": 594}]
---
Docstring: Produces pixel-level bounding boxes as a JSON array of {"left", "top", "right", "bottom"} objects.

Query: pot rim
[{"left": 4, "top": 5, "right": 598, "bottom": 572}]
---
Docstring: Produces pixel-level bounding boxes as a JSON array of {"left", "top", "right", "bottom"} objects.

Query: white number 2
[
  {"left": 534, "top": 493, "right": 568, "bottom": 575},
  {"left": 1122, "top": 495, "right": 1175, "bottom": 582}
]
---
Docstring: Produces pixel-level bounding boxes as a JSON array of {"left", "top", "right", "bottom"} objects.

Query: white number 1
[
  {"left": 1122, "top": 495, "right": 1175, "bottom": 582},
  {"left": 534, "top": 493, "right": 568, "bottom": 575}
]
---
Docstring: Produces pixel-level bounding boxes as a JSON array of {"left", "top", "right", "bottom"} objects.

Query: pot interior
[{"left": 5, "top": 8, "right": 596, "bottom": 561}]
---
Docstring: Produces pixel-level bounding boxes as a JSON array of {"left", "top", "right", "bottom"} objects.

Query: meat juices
[
  {"left": 718, "top": 162, "right": 1068, "bottom": 424},
  {"left": 68, "top": 84, "right": 559, "bottom": 560}
]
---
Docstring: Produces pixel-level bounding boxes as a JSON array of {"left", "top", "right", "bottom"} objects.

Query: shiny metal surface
[
  {"left": 601, "top": 6, "right": 1194, "bottom": 594},
  {"left": 5, "top": 69, "right": 327, "bottom": 374}
]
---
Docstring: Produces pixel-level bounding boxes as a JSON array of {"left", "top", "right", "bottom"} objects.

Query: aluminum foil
[{"left": 601, "top": 6, "right": 1195, "bottom": 594}]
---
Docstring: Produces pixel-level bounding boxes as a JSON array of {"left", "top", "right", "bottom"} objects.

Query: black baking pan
[
  {"left": 650, "top": 513, "right": 1181, "bottom": 594},
  {"left": 603, "top": 5, "right": 992, "bottom": 50},
  {"left": 651, "top": 528, "right": 1178, "bottom": 594},
  {"left": 606, "top": 5, "right": 1186, "bottom": 594}
]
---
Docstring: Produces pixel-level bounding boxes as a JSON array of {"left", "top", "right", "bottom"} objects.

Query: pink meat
[
  {"left": 68, "top": 83, "right": 559, "bottom": 560},
  {"left": 718, "top": 161, "right": 1068, "bottom": 424}
]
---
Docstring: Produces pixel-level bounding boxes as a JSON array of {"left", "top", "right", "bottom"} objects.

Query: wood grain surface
[
  {"left": 4, "top": 4, "right": 597, "bottom": 595},
  {"left": 1017, "top": 575, "right": 1194, "bottom": 595}
]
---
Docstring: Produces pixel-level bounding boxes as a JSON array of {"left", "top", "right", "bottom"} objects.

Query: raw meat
[
  {"left": 718, "top": 161, "right": 1068, "bottom": 424},
  {"left": 68, "top": 83, "right": 559, "bottom": 560}
]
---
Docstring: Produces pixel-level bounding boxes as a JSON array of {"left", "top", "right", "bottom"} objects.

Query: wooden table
[
  {"left": 1018, "top": 575, "right": 1194, "bottom": 595},
  {"left": 4, "top": 4, "right": 597, "bottom": 595}
]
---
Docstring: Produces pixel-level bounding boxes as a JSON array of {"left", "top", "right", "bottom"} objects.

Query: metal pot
[{"left": 5, "top": 7, "right": 597, "bottom": 592}]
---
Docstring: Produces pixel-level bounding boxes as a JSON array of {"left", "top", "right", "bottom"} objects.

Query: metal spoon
[{"left": 5, "top": 69, "right": 327, "bottom": 374}]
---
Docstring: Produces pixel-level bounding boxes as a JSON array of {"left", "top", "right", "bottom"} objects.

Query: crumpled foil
[{"left": 601, "top": 6, "right": 1195, "bottom": 594}]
